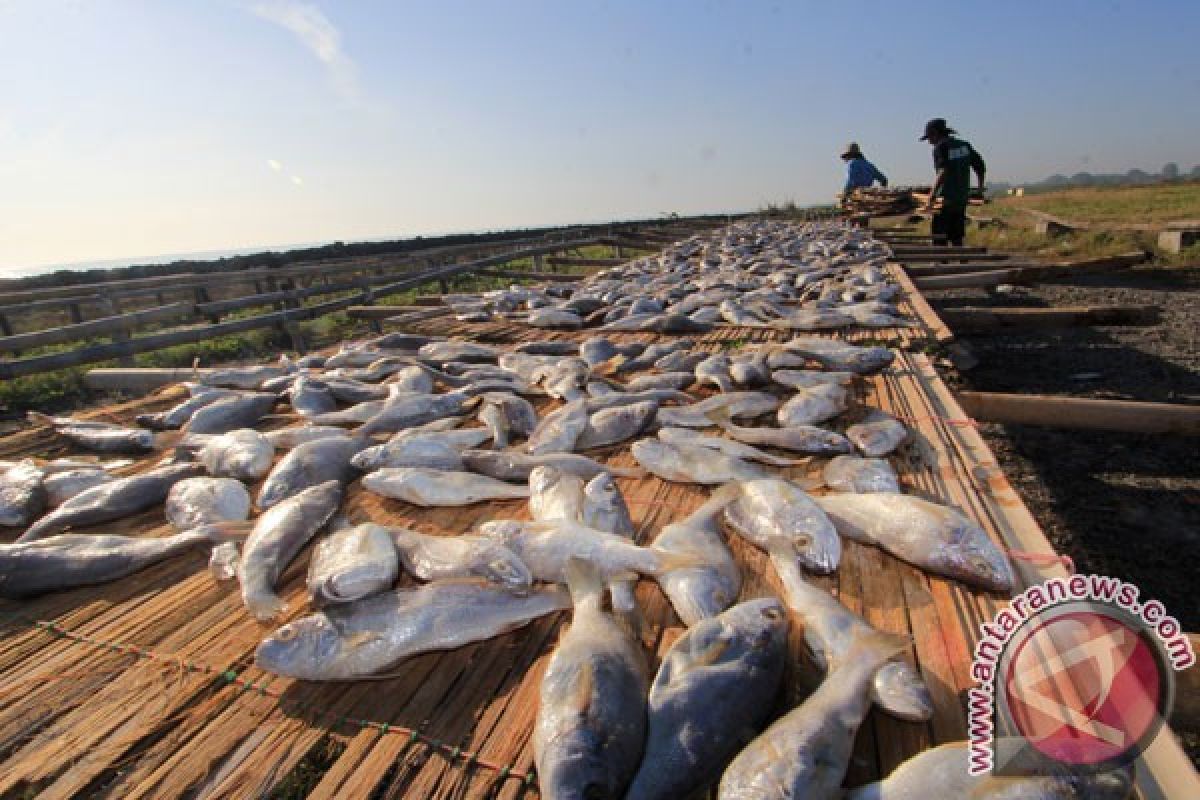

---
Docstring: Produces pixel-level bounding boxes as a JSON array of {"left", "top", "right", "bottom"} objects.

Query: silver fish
[
  {"left": 822, "top": 455, "right": 900, "bottom": 493},
  {"left": 306, "top": 398, "right": 392, "bottom": 427},
  {"left": 581, "top": 471, "right": 640, "bottom": 619},
  {"left": 525, "top": 399, "right": 589, "bottom": 455},
  {"left": 0, "top": 461, "right": 46, "bottom": 527},
  {"left": 358, "top": 391, "right": 476, "bottom": 437},
  {"left": 461, "top": 450, "right": 642, "bottom": 483},
  {"left": 256, "top": 580, "right": 568, "bottom": 680},
  {"left": 200, "top": 364, "right": 289, "bottom": 389},
  {"left": 350, "top": 436, "right": 466, "bottom": 472},
  {"left": 43, "top": 468, "right": 114, "bottom": 508},
  {"left": 772, "top": 553, "right": 933, "bottom": 722},
  {"left": 256, "top": 434, "right": 363, "bottom": 510},
  {"left": 770, "top": 369, "right": 856, "bottom": 390},
  {"left": 240, "top": 480, "right": 343, "bottom": 621},
  {"left": 30, "top": 413, "right": 155, "bottom": 454},
  {"left": 417, "top": 340, "right": 499, "bottom": 364},
  {"left": 135, "top": 387, "right": 239, "bottom": 429},
  {"left": 656, "top": 391, "right": 779, "bottom": 428},
  {"left": 530, "top": 466, "right": 586, "bottom": 522},
  {"left": 575, "top": 400, "right": 658, "bottom": 450},
  {"left": 390, "top": 525, "right": 531, "bottom": 591},
  {"left": 710, "top": 410, "right": 853, "bottom": 454},
  {"left": 165, "top": 477, "right": 251, "bottom": 531},
  {"left": 17, "top": 462, "right": 202, "bottom": 543},
  {"left": 776, "top": 382, "right": 850, "bottom": 427},
  {"left": 264, "top": 425, "right": 352, "bottom": 449},
  {"left": 307, "top": 523, "right": 399, "bottom": 607},
  {"left": 0, "top": 528, "right": 226, "bottom": 598},
  {"left": 528, "top": 309, "right": 583, "bottom": 329},
  {"left": 771, "top": 337, "right": 894, "bottom": 375},
  {"left": 695, "top": 354, "right": 736, "bottom": 392},
  {"left": 846, "top": 410, "right": 909, "bottom": 457},
  {"left": 287, "top": 376, "right": 338, "bottom": 417},
  {"left": 184, "top": 392, "right": 278, "bottom": 435},
  {"left": 580, "top": 337, "right": 620, "bottom": 367},
  {"left": 631, "top": 439, "right": 770, "bottom": 484},
  {"left": 816, "top": 493, "right": 1015, "bottom": 591},
  {"left": 626, "top": 599, "right": 789, "bottom": 800},
  {"left": 717, "top": 624, "right": 908, "bottom": 799},
  {"left": 844, "top": 742, "right": 1134, "bottom": 800},
  {"left": 534, "top": 559, "right": 647, "bottom": 800},
  {"left": 197, "top": 429, "right": 276, "bottom": 481},
  {"left": 657, "top": 426, "right": 804, "bottom": 467},
  {"left": 652, "top": 486, "right": 742, "bottom": 625},
  {"left": 724, "top": 478, "right": 841, "bottom": 574},
  {"left": 362, "top": 467, "right": 529, "bottom": 506},
  {"left": 626, "top": 372, "right": 695, "bottom": 392},
  {"left": 477, "top": 392, "right": 538, "bottom": 448}
]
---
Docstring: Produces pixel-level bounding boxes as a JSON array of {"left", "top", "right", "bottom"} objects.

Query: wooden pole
[
  {"left": 84, "top": 368, "right": 213, "bottom": 391},
  {"left": 940, "top": 305, "right": 1161, "bottom": 332},
  {"left": 956, "top": 392, "right": 1200, "bottom": 435},
  {"left": 914, "top": 251, "right": 1148, "bottom": 290}
]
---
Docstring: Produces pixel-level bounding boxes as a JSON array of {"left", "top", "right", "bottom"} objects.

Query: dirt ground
[{"left": 929, "top": 267, "right": 1200, "bottom": 631}]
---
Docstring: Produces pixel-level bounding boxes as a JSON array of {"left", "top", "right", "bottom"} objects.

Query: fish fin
[
  {"left": 843, "top": 626, "right": 910, "bottom": 672},
  {"left": 565, "top": 660, "right": 595, "bottom": 715},
  {"left": 563, "top": 557, "right": 606, "bottom": 610}
]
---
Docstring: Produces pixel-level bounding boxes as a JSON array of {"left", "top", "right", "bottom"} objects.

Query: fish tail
[
  {"left": 845, "top": 625, "right": 909, "bottom": 672},
  {"left": 649, "top": 547, "right": 706, "bottom": 574},
  {"left": 563, "top": 557, "right": 606, "bottom": 611}
]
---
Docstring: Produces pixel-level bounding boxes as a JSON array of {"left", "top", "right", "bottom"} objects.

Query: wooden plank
[
  {"left": 957, "top": 391, "right": 1200, "bottom": 435},
  {"left": 941, "top": 304, "right": 1161, "bottom": 331},
  {"left": 474, "top": 269, "right": 583, "bottom": 283},
  {"left": 894, "top": 252, "right": 1012, "bottom": 263},
  {"left": 0, "top": 302, "right": 193, "bottom": 353},
  {"left": 544, "top": 257, "right": 624, "bottom": 268}
]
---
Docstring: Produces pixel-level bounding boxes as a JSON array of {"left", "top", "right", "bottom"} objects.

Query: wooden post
[
  {"left": 956, "top": 392, "right": 1200, "bottom": 435},
  {"left": 68, "top": 302, "right": 84, "bottom": 324},
  {"left": 0, "top": 313, "right": 11, "bottom": 338}
]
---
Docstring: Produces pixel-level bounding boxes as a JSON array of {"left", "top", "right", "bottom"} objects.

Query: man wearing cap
[
  {"left": 840, "top": 142, "right": 888, "bottom": 202},
  {"left": 920, "top": 118, "right": 986, "bottom": 246}
]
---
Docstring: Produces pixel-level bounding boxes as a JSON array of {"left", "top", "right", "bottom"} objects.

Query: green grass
[{"left": 994, "top": 180, "right": 1200, "bottom": 227}]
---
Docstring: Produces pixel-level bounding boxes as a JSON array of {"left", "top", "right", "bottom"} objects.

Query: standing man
[
  {"left": 920, "top": 118, "right": 986, "bottom": 246},
  {"left": 840, "top": 142, "right": 888, "bottom": 202}
]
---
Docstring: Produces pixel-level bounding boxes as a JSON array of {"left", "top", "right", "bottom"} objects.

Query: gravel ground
[{"left": 929, "top": 266, "right": 1200, "bottom": 759}]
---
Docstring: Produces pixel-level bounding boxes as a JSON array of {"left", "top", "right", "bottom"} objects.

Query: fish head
[
  {"left": 939, "top": 519, "right": 1016, "bottom": 593},
  {"left": 349, "top": 447, "right": 382, "bottom": 471},
  {"left": 582, "top": 472, "right": 620, "bottom": 512},
  {"left": 537, "top": 730, "right": 617, "bottom": 800},
  {"left": 471, "top": 540, "right": 533, "bottom": 592},
  {"left": 255, "top": 615, "right": 344, "bottom": 679},
  {"left": 720, "top": 598, "right": 790, "bottom": 658}
]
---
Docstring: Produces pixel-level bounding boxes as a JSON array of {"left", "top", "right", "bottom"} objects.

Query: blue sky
[{"left": 1, "top": 1, "right": 1197, "bottom": 273}]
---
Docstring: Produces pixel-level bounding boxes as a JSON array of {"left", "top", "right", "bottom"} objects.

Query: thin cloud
[{"left": 250, "top": 1, "right": 361, "bottom": 101}]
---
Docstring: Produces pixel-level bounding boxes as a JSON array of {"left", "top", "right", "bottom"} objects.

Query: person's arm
[
  {"left": 970, "top": 147, "right": 987, "bottom": 191},
  {"left": 927, "top": 169, "right": 945, "bottom": 211},
  {"left": 873, "top": 164, "right": 888, "bottom": 188}
]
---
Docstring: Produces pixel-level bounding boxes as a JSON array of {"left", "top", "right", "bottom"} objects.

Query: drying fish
[
  {"left": 611, "top": 341, "right": 691, "bottom": 374},
  {"left": 350, "top": 436, "right": 466, "bottom": 472},
  {"left": 626, "top": 372, "right": 695, "bottom": 392},
  {"left": 529, "top": 466, "right": 586, "bottom": 522},
  {"left": 626, "top": 599, "right": 789, "bottom": 800},
  {"left": 601, "top": 311, "right": 710, "bottom": 332},
  {"left": 264, "top": 426, "right": 352, "bottom": 449},
  {"left": 770, "top": 369, "right": 855, "bottom": 390},
  {"left": 307, "top": 523, "right": 399, "bottom": 606},
  {"left": 286, "top": 376, "right": 338, "bottom": 417},
  {"left": 657, "top": 426, "right": 804, "bottom": 467},
  {"left": 135, "top": 388, "right": 238, "bottom": 429},
  {"left": 369, "top": 332, "right": 440, "bottom": 351},
  {"left": 695, "top": 353, "right": 736, "bottom": 392},
  {"left": 843, "top": 742, "right": 1134, "bottom": 800},
  {"left": 772, "top": 553, "right": 933, "bottom": 722},
  {"left": 656, "top": 391, "right": 779, "bottom": 428},
  {"left": 321, "top": 378, "right": 389, "bottom": 405},
  {"left": 525, "top": 399, "right": 589, "bottom": 455},
  {"left": 390, "top": 525, "right": 531, "bottom": 591},
  {"left": 197, "top": 429, "right": 276, "bottom": 481},
  {"left": 0, "top": 461, "right": 46, "bottom": 527},
  {"left": 655, "top": 350, "right": 708, "bottom": 373},
  {"left": 165, "top": 477, "right": 251, "bottom": 531},
  {"left": 534, "top": 559, "right": 647, "bottom": 800},
  {"left": 461, "top": 450, "right": 642, "bottom": 483},
  {"left": 580, "top": 471, "right": 639, "bottom": 620},
  {"left": 0, "top": 527, "right": 230, "bottom": 598},
  {"left": 200, "top": 364, "right": 289, "bottom": 389},
  {"left": 709, "top": 409, "right": 853, "bottom": 454},
  {"left": 43, "top": 468, "right": 114, "bottom": 508},
  {"left": 575, "top": 400, "right": 657, "bottom": 450},
  {"left": 776, "top": 382, "right": 850, "bottom": 427},
  {"left": 184, "top": 392, "right": 278, "bottom": 435},
  {"left": 631, "top": 439, "right": 770, "bottom": 484},
  {"left": 771, "top": 336, "right": 894, "bottom": 375},
  {"left": 17, "top": 462, "right": 203, "bottom": 542},
  {"left": 729, "top": 352, "right": 771, "bottom": 386},
  {"left": 358, "top": 391, "right": 477, "bottom": 437},
  {"left": 580, "top": 337, "right": 620, "bottom": 367},
  {"left": 477, "top": 392, "right": 538, "bottom": 448},
  {"left": 816, "top": 493, "right": 1015, "bottom": 591},
  {"left": 584, "top": 388, "right": 693, "bottom": 412},
  {"left": 363, "top": 467, "right": 529, "bottom": 506},
  {"left": 480, "top": 518, "right": 696, "bottom": 584},
  {"left": 256, "top": 580, "right": 569, "bottom": 680},
  {"left": 209, "top": 541, "right": 240, "bottom": 581},
  {"left": 652, "top": 486, "right": 742, "bottom": 625},
  {"left": 257, "top": 435, "right": 365, "bottom": 510},
  {"left": 846, "top": 410, "right": 909, "bottom": 457},
  {"left": 718, "top": 624, "right": 908, "bottom": 799},
  {"left": 822, "top": 455, "right": 900, "bottom": 493},
  {"left": 306, "top": 398, "right": 391, "bottom": 427},
  {"left": 527, "top": 308, "right": 583, "bottom": 329},
  {"left": 387, "top": 365, "right": 436, "bottom": 393},
  {"left": 240, "top": 480, "right": 343, "bottom": 621},
  {"left": 417, "top": 340, "right": 499, "bottom": 364},
  {"left": 30, "top": 413, "right": 155, "bottom": 454},
  {"left": 723, "top": 478, "right": 841, "bottom": 574}
]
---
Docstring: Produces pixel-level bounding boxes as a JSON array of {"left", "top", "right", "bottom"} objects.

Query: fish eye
[
  {"left": 761, "top": 606, "right": 783, "bottom": 621},
  {"left": 713, "top": 589, "right": 729, "bottom": 605},
  {"left": 276, "top": 626, "right": 297, "bottom": 642}
]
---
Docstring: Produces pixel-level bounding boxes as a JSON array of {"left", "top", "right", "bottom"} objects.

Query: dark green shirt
[{"left": 932, "top": 136, "right": 986, "bottom": 210}]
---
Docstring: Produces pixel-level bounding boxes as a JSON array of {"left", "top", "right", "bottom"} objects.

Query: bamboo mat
[{"left": 0, "top": 348, "right": 1190, "bottom": 796}]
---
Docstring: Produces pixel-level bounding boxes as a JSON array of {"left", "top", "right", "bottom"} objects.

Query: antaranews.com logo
[{"left": 968, "top": 573, "right": 1195, "bottom": 775}]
